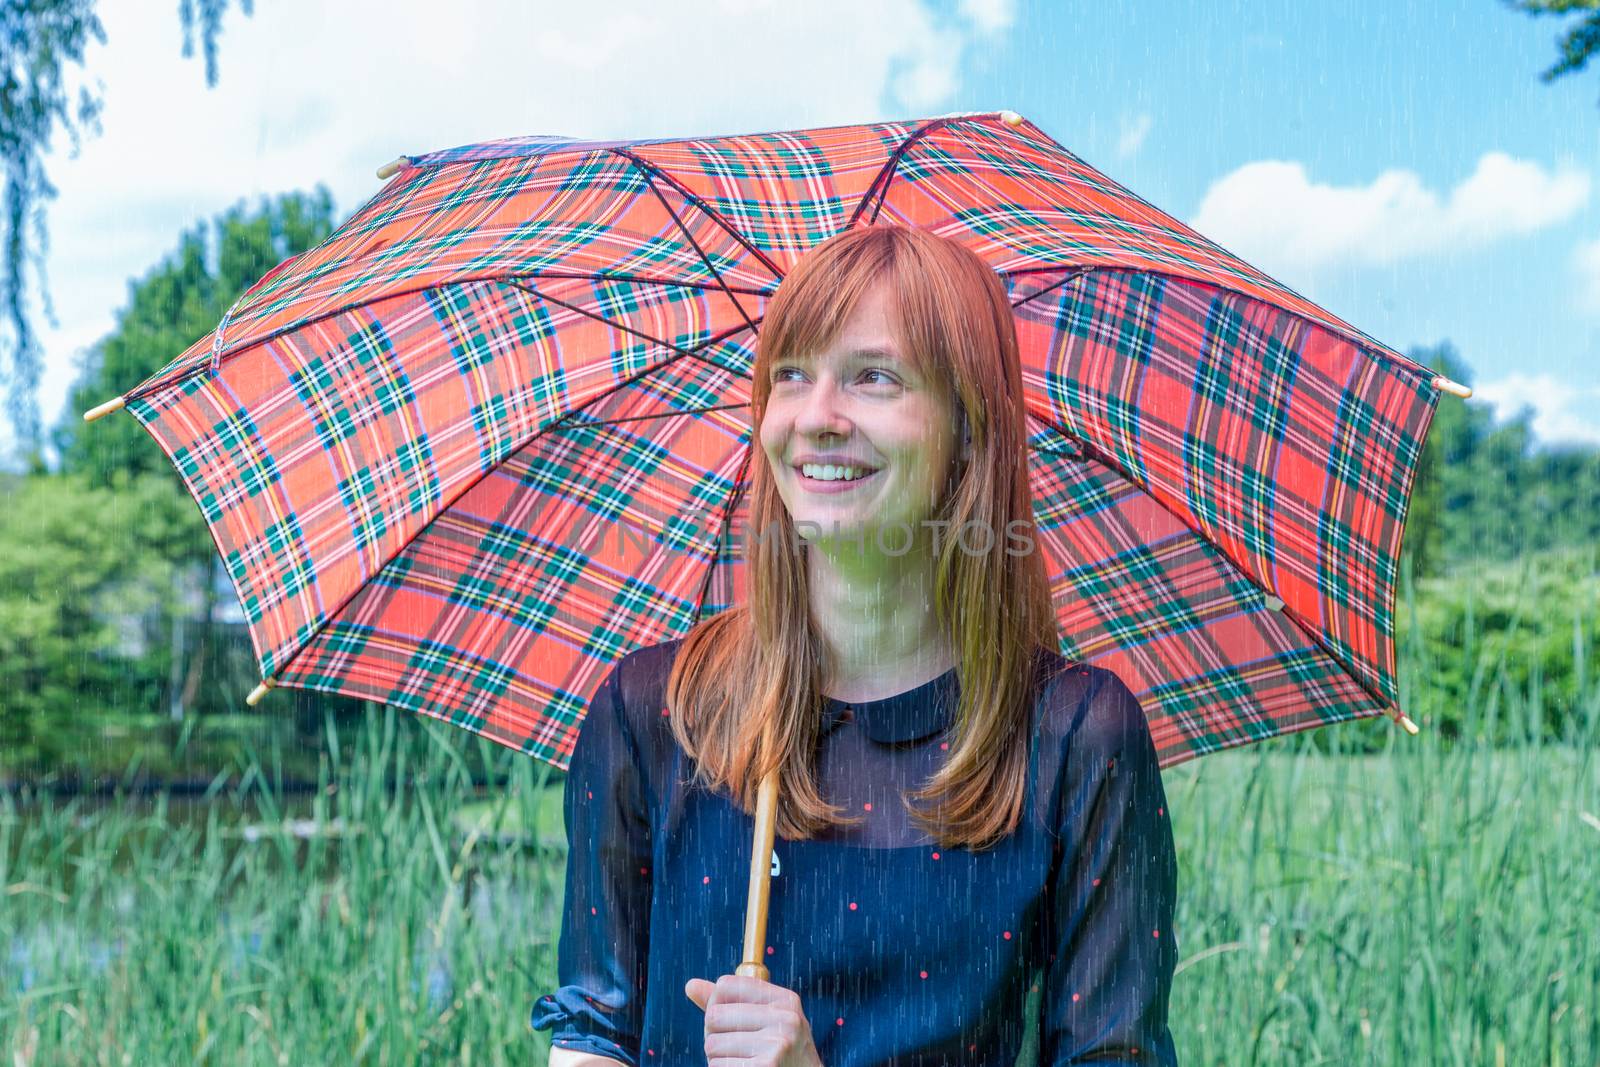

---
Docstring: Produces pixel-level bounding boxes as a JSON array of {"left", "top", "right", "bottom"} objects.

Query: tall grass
[
  {"left": 1164, "top": 683, "right": 1598, "bottom": 1064},
  {"left": 3, "top": 575, "right": 1597, "bottom": 1065},
  {"left": 1159, "top": 551, "right": 1600, "bottom": 1066},
  {"left": 2, "top": 705, "right": 566, "bottom": 1065}
]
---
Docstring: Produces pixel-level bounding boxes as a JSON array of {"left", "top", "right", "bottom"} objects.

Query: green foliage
[
  {"left": 1402, "top": 544, "right": 1600, "bottom": 745},
  {"left": 179, "top": 0, "right": 255, "bottom": 87},
  {"left": 1, "top": 0, "right": 104, "bottom": 459},
  {"left": 0, "top": 192, "right": 338, "bottom": 778},
  {"left": 1400, "top": 341, "right": 1600, "bottom": 578},
  {"left": 2, "top": 694, "right": 1596, "bottom": 1063},
  {"left": 55, "top": 188, "right": 336, "bottom": 489},
  {"left": 0, "top": 469, "right": 196, "bottom": 767},
  {"left": 1394, "top": 343, "right": 1466, "bottom": 580},
  {"left": 1509, "top": 0, "right": 1600, "bottom": 101},
  {"left": 1164, "top": 732, "right": 1599, "bottom": 1065},
  {"left": 1, "top": 708, "right": 567, "bottom": 1062},
  {"left": 1, "top": 0, "right": 251, "bottom": 461}
]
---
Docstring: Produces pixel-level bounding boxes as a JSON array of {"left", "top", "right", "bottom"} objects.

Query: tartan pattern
[
  {"left": 1025, "top": 416, "right": 1384, "bottom": 766},
  {"left": 1011, "top": 268, "right": 1436, "bottom": 712},
  {"left": 130, "top": 114, "right": 1393, "bottom": 397},
  {"left": 123, "top": 111, "right": 1441, "bottom": 770},
  {"left": 277, "top": 391, "right": 752, "bottom": 765}
]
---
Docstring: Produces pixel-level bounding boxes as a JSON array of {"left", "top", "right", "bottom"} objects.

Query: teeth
[{"left": 800, "top": 463, "right": 870, "bottom": 482}]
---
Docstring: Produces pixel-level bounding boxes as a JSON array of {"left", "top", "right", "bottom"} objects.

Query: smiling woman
[
  {"left": 532, "top": 225, "right": 1179, "bottom": 1065},
  {"left": 761, "top": 288, "right": 962, "bottom": 578}
]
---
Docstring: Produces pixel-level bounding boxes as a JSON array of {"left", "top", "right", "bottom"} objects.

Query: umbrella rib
[
  {"left": 1023, "top": 408, "right": 1403, "bottom": 714},
  {"left": 515, "top": 269, "right": 773, "bottom": 298},
  {"left": 1006, "top": 267, "right": 1093, "bottom": 310},
  {"left": 613, "top": 148, "right": 762, "bottom": 337},
  {"left": 552, "top": 401, "right": 751, "bottom": 430},
  {"left": 608, "top": 148, "right": 787, "bottom": 284},
  {"left": 847, "top": 115, "right": 961, "bottom": 230}
]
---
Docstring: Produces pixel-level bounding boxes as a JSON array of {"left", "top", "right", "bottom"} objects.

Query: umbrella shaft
[{"left": 736, "top": 769, "right": 780, "bottom": 981}]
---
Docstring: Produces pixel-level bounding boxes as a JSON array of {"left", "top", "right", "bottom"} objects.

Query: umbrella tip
[
  {"left": 376, "top": 156, "right": 410, "bottom": 180},
  {"left": 246, "top": 679, "right": 275, "bottom": 707},
  {"left": 1431, "top": 375, "right": 1472, "bottom": 399},
  {"left": 1385, "top": 705, "right": 1420, "bottom": 735},
  {"left": 83, "top": 396, "right": 126, "bottom": 422},
  {"left": 1001, "top": 110, "right": 1024, "bottom": 127}
]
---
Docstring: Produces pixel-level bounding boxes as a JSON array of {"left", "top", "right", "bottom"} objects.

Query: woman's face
[{"left": 759, "top": 282, "right": 961, "bottom": 557}]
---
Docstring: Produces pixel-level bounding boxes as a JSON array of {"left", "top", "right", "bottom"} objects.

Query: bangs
[{"left": 755, "top": 230, "right": 950, "bottom": 394}]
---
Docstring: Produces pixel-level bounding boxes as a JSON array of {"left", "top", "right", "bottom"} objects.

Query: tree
[
  {"left": 34, "top": 191, "right": 336, "bottom": 746},
  {"left": 1400, "top": 342, "right": 1469, "bottom": 580},
  {"left": 1401, "top": 340, "right": 1600, "bottom": 576},
  {"left": 1, "top": 0, "right": 252, "bottom": 464},
  {"left": 57, "top": 189, "right": 336, "bottom": 487},
  {"left": 1508, "top": 0, "right": 1600, "bottom": 102},
  {"left": 0, "top": 469, "right": 189, "bottom": 770}
]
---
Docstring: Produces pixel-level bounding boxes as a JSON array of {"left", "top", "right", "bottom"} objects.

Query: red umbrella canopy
[{"left": 97, "top": 111, "right": 1444, "bottom": 770}]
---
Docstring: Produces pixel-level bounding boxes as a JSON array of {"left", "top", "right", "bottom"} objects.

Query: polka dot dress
[{"left": 532, "top": 639, "right": 1179, "bottom": 1065}]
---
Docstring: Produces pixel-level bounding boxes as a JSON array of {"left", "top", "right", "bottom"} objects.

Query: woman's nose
[{"left": 793, "top": 376, "right": 851, "bottom": 438}]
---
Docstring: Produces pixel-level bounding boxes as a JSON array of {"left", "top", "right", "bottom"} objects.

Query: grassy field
[{"left": 3, "top": 687, "right": 1597, "bottom": 1065}]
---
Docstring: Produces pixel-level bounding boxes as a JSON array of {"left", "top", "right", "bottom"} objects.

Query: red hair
[{"left": 665, "top": 224, "right": 1059, "bottom": 850}]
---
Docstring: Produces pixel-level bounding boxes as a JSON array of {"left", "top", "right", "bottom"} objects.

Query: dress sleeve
[
  {"left": 1039, "top": 670, "right": 1180, "bottom": 1066},
  {"left": 530, "top": 662, "right": 653, "bottom": 1065}
]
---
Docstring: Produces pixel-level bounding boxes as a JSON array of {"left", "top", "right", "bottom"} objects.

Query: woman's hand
[{"left": 685, "top": 974, "right": 824, "bottom": 1067}]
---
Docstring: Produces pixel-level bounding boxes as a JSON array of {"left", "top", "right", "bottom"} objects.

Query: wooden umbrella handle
[{"left": 735, "top": 767, "right": 780, "bottom": 980}]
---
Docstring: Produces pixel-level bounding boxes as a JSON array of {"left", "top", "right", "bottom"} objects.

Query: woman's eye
[{"left": 770, "top": 367, "right": 896, "bottom": 385}]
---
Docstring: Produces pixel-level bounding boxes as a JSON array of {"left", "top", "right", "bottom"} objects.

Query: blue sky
[
  {"left": 22, "top": 0, "right": 1600, "bottom": 457},
  {"left": 975, "top": 1, "right": 1599, "bottom": 446}
]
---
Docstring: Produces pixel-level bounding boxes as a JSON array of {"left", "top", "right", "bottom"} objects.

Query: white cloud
[
  {"left": 1474, "top": 374, "right": 1600, "bottom": 448},
  {"left": 1115, "top": 113, "right": 1152, "bottom": 160},
  {"left": 1189, "top": 152, "right": 1590, "bottom": 275},
  {"left": 21, "top": 0, "right": 1006, "bottom": 455},
  {"left": 958, "top": 0, "right": 1016, "bottom": 34}
]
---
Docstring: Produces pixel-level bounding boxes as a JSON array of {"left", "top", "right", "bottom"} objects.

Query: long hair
[{"left": 664, "top": 224, "right": 1060, "bottom": 851}]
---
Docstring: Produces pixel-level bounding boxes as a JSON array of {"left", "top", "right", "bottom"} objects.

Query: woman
[{"left": 533, "top": 225, "right": 1179, "bottom": 1065}]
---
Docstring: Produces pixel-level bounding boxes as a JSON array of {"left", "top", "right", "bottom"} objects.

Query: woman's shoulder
[
  {"left": 593, "top": 637, "right": 687, "bottom": 748},
  {"left": 609, "top": 636, "right": 686, "bottom": 704},
  {"left": 1031, "top": 653, "right": 1163, "bottom": 832},
  {"left": 572, "top": 639, "right": 687, "bottom": 808},
  {"left": 1033, "top": 650, "right": 1153, "bottom": 760}
]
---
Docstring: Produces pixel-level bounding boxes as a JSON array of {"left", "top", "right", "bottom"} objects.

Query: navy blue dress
[{"left": 531, "top": 639, "right": 1179, "bottom": 1065}]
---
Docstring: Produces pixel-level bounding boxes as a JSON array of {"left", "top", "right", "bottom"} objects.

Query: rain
[{"left": 2, "top": 2, "right": 1598, "bottom": 1064}]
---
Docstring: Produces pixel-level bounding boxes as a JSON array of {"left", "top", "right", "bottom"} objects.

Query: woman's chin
[
  {"left": 800, "top": 518, "right": 915, "bottom": 556},
  {"left": 794, "top": 517, "right": 866, "bottom": 541}
]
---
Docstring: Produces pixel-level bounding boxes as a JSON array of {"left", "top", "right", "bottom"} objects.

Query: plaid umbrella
[{"left": 86, "top": 110, "right": 1462, "bottom": 776}]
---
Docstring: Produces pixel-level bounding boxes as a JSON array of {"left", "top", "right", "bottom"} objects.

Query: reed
[
  {"left": 1, "top": 579, "right": 1596, "bottom": 1065},
  {"left": 2, "top": 704, "right": 567, "bottom": 1065}
]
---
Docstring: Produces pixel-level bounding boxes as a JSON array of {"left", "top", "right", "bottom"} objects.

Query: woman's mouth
[{"left": 794, "top": 464, "right": 881, "bottom": 492}]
